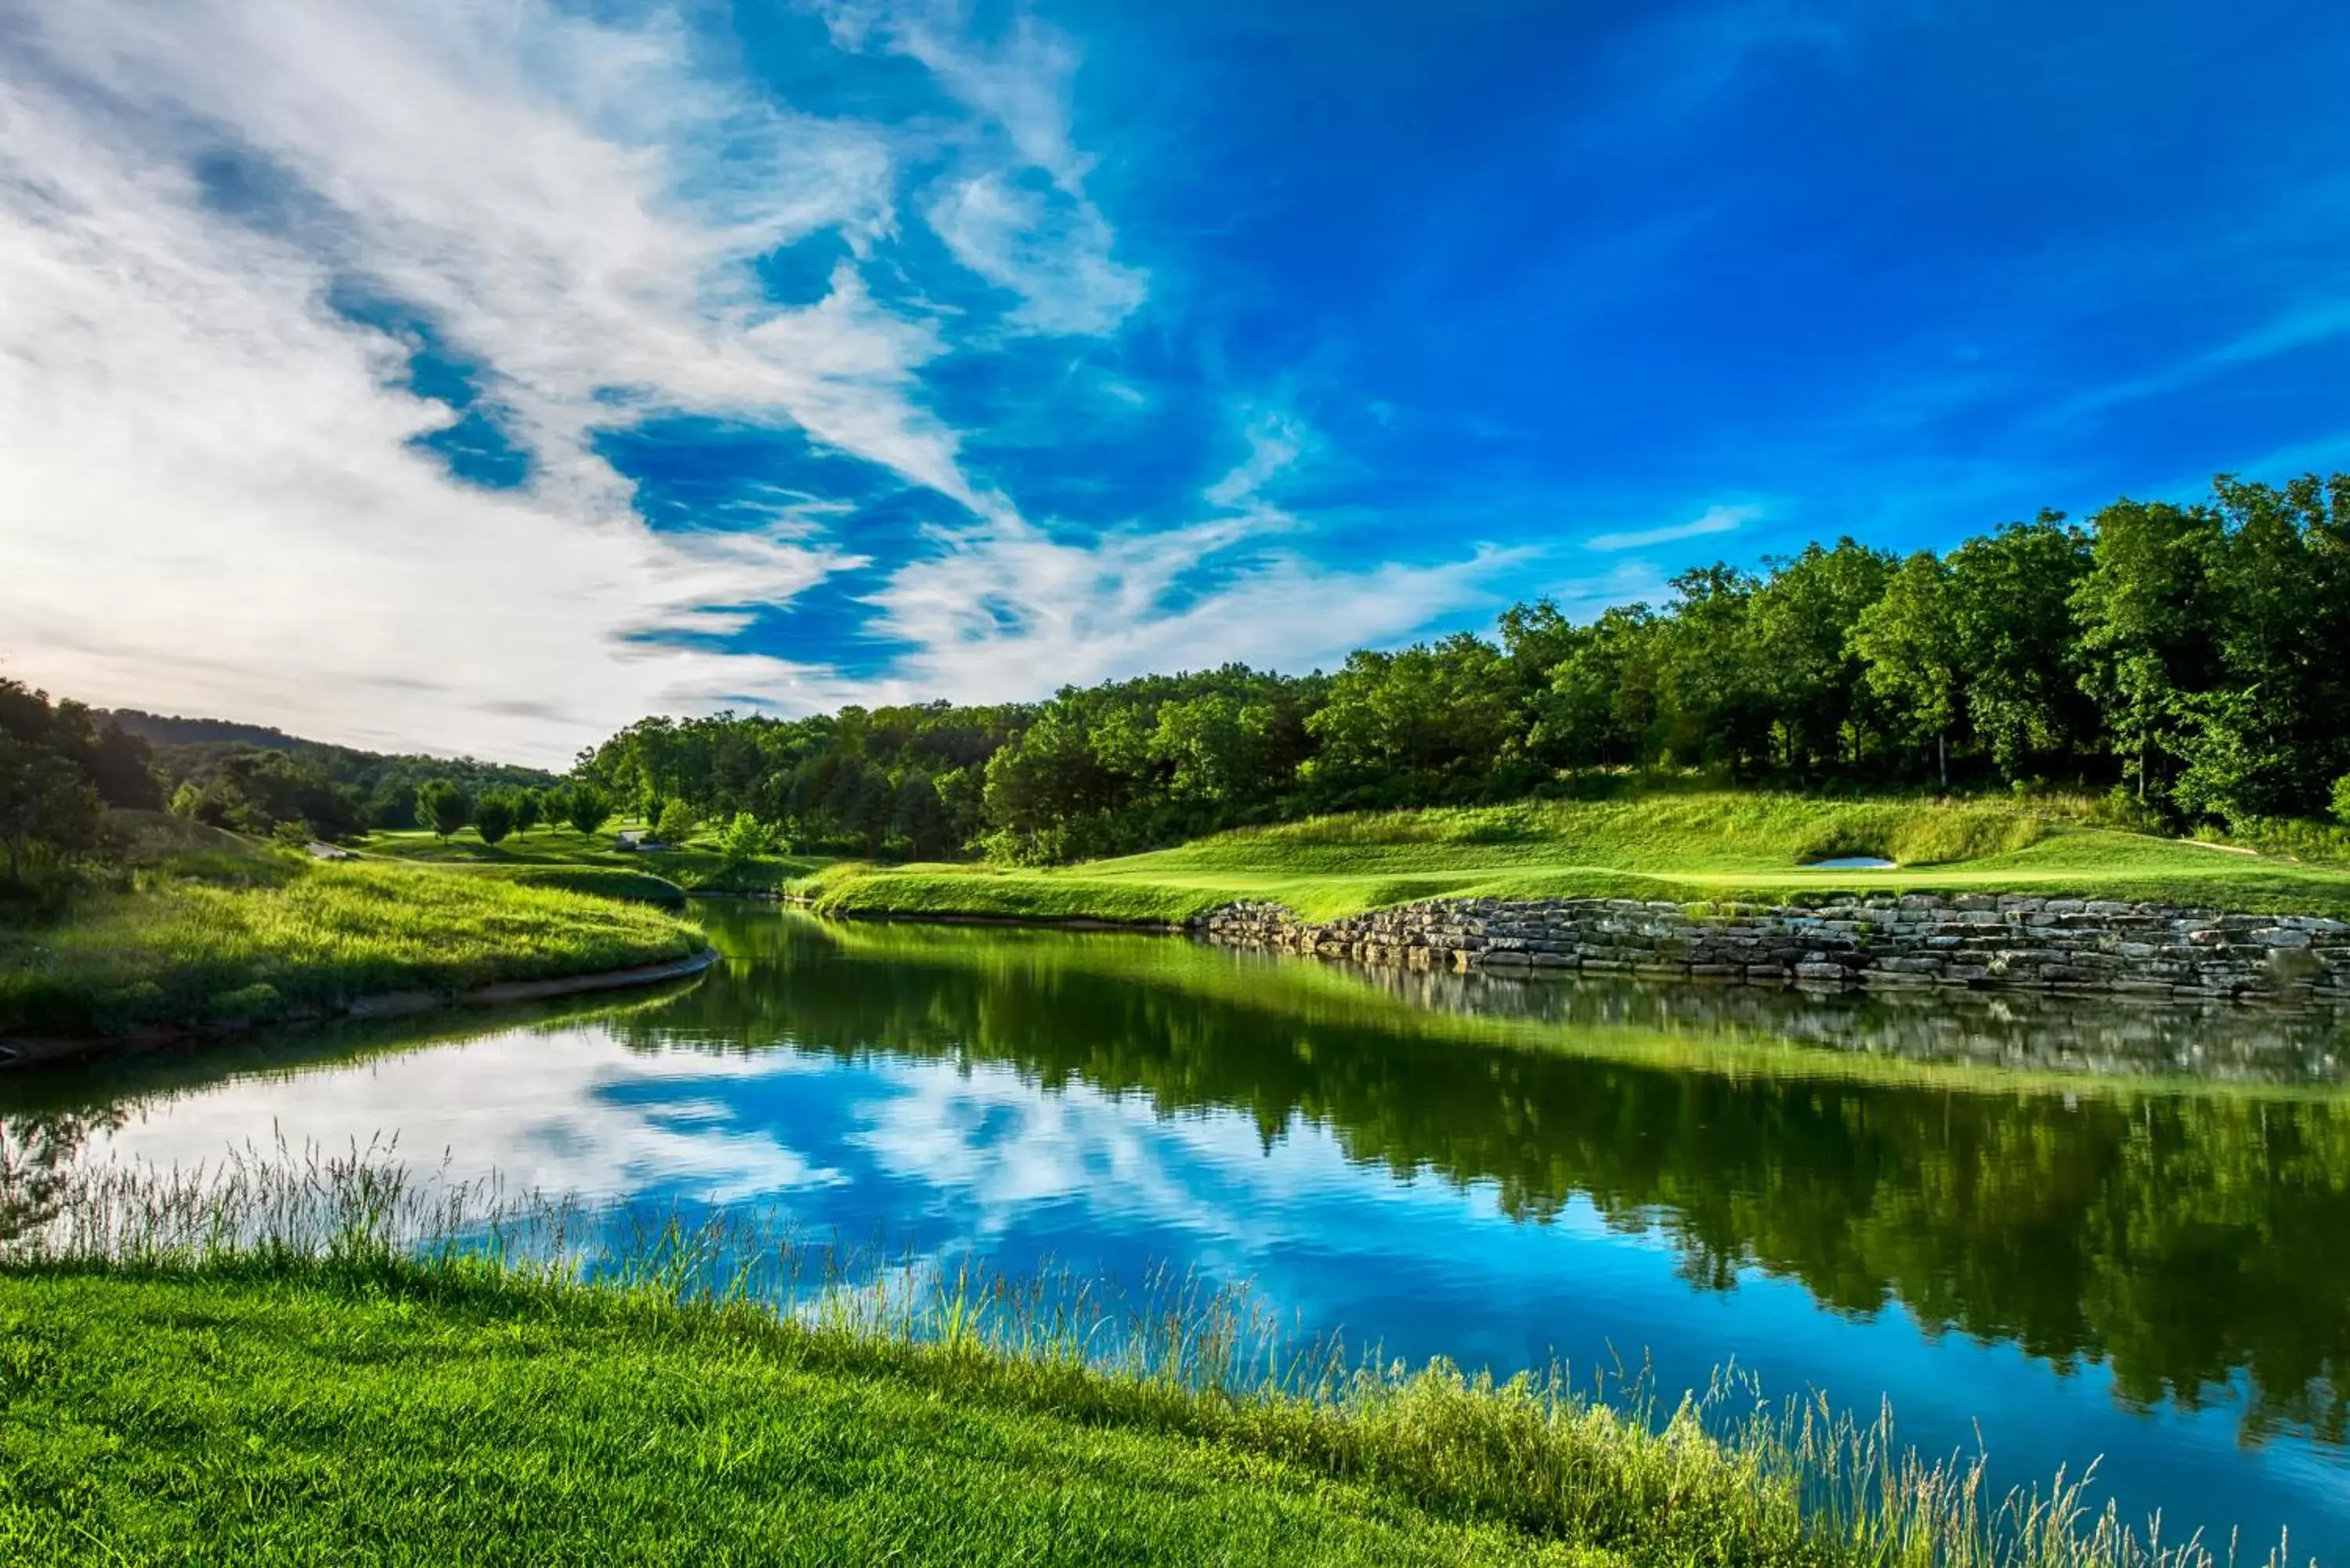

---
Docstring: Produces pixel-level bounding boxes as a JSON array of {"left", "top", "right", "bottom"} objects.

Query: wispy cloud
[
  {"left": 1582, "top": 504, "right": 1761, "bottom": 553},
  {"left": 822, "top": 0, "right": 1147, "bottom": 336},
  {"left": 0, "top": 0, "right": 971, "bottom": 758}
]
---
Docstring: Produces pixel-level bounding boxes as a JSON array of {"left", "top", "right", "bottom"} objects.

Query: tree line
[{"left": 578, "top": 472, "right": 2350, "bottom": 863}]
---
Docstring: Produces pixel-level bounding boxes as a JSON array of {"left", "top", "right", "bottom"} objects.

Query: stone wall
[{"left": 1191, "top": 894, "right": 2350, "bottom": 1002}]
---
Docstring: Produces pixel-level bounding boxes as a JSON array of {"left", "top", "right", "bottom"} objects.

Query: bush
[{"left": 2335, "top": 774, "right": 2350, "bottom": 828}]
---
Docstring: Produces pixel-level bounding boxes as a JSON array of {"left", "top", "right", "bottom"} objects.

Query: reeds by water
[{"left": 0, "top": 1139, "right": 2309, "bottom": 1568}]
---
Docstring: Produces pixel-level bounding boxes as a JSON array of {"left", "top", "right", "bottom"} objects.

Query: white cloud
[
  {"left": 0, "top": 0, "right": 1495, "bottom": 761},
  {"left": 1203, "top": 410, "right": 1313, "bottom": 513},
  {"left": 866, "top": 517, "right": 1522, "bottom": 697},
  {"left": 1582, "top": 502, "right": 1762, "bottom": 553},
  {"left": 824, "top": 0, "right": 1147, "bottom": 336},
  {"left": 927, "top": 171, "right": 1145, "bottom": 335},
  {"left": 0, "top": 0, "right": 974, "bottom": 761}
]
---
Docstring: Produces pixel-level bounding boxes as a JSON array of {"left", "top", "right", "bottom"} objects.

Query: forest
[{"left": 577, "top": 473, "right": 2350, "bottom": 864}]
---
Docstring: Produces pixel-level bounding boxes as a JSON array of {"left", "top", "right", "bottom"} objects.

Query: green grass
[
  {"left": 0, "top": 1153, "right": 2262, "bottom": 1568},
  {"left": 0, "top": 857, "right": 703, "bottom": 1039},
  {"left": 0, "top": 1263, "right": 1607, "bottom": 1566},
  {"left": 796, "top": 794, "right": 2350, "bottom": 924},
  {"left": 359, "top": 824, "right": 826, "bottom": 897}
]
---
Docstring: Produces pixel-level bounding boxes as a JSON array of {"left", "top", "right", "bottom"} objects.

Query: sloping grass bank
[
  {"left": 796, "top": 795, "right": 2350, "bottom": 925},
  {"left": 360, "top": 825, "right": 824, "bottom": 896},
  {"left": 0, "top": 1155, "right": 2270, "bottom": 1568},
  {"left": 0, "top": 858, "right": 703, "bottom": 1041}
]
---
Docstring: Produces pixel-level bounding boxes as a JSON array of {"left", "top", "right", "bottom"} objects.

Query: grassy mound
[
  {"left": 359, "top": 826, "right": 824, "bottom": 897},
  {"left": 796, "top": 794, "right": 2350, "bottom": 924},
  {"left": 0, "top": 857, "right": 703, "bottom": 1039}
]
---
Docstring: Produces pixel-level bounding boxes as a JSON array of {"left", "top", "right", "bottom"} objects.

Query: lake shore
[{"left": 0, "top": 1247, "right": 2221, "bottom": 1568}]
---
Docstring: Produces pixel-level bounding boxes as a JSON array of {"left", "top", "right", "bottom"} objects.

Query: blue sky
[{"left": 2, "top": 0, "right": 2346, "bottom": 760}]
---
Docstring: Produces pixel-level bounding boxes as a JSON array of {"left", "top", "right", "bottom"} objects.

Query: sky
[{"left": 2, "top": 0, "right": 2347, "bottom": 764}]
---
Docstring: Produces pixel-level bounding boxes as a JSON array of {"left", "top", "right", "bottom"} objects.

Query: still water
[{"left": 7, "top": 903, "right": 2348, "bottom": 1553}]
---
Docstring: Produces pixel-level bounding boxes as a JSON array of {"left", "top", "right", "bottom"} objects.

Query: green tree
[
  {"left": 472, "top": 794, "right": 515, "bottom": 845},
  {"left": 653, "top": 798, "right": 699, "bottom": 845},
  {"left": 564, "top": 783, "right": 614, "bottom": 837},
  {"left": 1947, "top": 515, "right": 2095, "bottom": 782},
  {"left": 878, "top": 772, "right": 944, "bottom": 858},
  {"left": 0, "top": 738, "right": 107, "bottom": 883},
  {"left": 538, "top": 786, "right": 573, "bottom": 835},
  {"left": 2334, "top": 775, "right": 2350, "bottom": 828},
  {"left": 715, "top": 811, "right": 776, "bottom": 862},
  {"left": 2071, "top": 498, "right": 2222, "bottom": 801},
  {"left": 414, "top": 780, "right": 473, "bottom": 840},
  {"left": 1748, "top": 540, "right": 1893, "bottom": 775},
  {"left": 512, "top": 790, "right": 541, "bottom": 836},
  {"left": 1849, "top": 551, "right": 1962, "bottom": 785}
]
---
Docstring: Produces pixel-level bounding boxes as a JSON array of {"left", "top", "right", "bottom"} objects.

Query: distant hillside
[
  {"left": 101, "top": 710, "right": 551, "bottom": 785},
  {"left": 103, "top": 710, "right": 317, "bottom": 751}
]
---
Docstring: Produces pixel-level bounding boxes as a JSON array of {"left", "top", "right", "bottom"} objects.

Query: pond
[{"left": 7, "top": 902, "right": 2348, "bottom": 1553}]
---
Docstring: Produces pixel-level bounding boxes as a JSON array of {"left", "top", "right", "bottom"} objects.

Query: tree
[
  {"left": 1748, "top": 540, "right": 1894, "bottom": 776},
  {"left": 2071, "top": 499, "right": 2222, "bottom": 801},
  {"left": 1946, "top": 515, "right": 2095, "bottom": 783},
  {"left": 715, "top": 811, "right": 776, "bottom": 862},
  {"left": 512, "top": 789, "right": 542, "bottom": 836},
  {"left": 889, "top": 771, "right": 955, "bottom": 859},
  {"left": 565, "top": 783, "right": 615, "bottom": 837},
  {"left": 2334, "top": 775, "right": 2350, "bottom": 828},
  {"left": 0, "top": 739, "right": 107, "bottom": 883},
  {"left": 415, "top": 779, "right": 472, "bottom": 840},
  {"left": 472, "top": 793, "right": 515, "bottom": 845},
  {"left": 538, "top": 786, "right": 573, "bottom": 835},
  {"left": 1848, "top": 552, "right": 1961, "bottom": 785},
  {"left": 653, "top": 798, "right": 699, "bottom": 845}
]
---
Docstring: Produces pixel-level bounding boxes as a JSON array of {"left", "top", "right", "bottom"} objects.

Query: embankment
[{"left": 1195, "top": 893, "right": 2350, "bottom": 1001}]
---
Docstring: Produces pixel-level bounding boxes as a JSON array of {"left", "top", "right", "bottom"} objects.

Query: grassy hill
[
  {"left": 358, "top": 823, "right": 825, "bottom": 897},
  {"left": 1, "top": 827, "right": 703, "bottom": 1042},
  {"left": 795, "top": 794, "right": 2350, "bottom": 924}
]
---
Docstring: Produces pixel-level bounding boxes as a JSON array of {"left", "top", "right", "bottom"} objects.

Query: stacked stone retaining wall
[{"left": 1191, "top": 894, "right": 2350, "bottom": 1001}]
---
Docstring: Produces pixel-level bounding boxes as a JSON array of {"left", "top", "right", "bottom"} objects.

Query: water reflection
[{"left": 5, "top": 904, "right": 2347, "bottom": 1547}]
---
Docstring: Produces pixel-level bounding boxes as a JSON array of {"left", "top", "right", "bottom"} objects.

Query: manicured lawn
[
  {"left": 795, "top": 795, "right": 2350, "bottom": 923},
  {"left": 0, "top": 858, "right": 703, "bottom": 1039},
  {"left": 359, "top": 824, "right": 825, "bottom": 897}
]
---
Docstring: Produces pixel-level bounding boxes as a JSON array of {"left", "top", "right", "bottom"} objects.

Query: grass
[
  {"left": 360, "top": 823, "right": 827, "bottom": 897},
  {"left": 0, "top": 1153, "right": 2288, "bottom": 1568},
  {"left": 795, "top": 794, "right": 2350, "bottom": 925},
  {"left": 0, "top": 854, "right": 703, "bottom": 1039}
]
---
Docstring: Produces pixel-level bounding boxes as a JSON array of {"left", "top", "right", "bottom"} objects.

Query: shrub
[{"left": 2335, "top": 774, "right": 2350, "bottom": 828}]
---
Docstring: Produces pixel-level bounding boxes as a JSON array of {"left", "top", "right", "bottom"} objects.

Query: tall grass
[{"left": 0, "top": 1144, "right": 2306, "bottom": 1568}]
